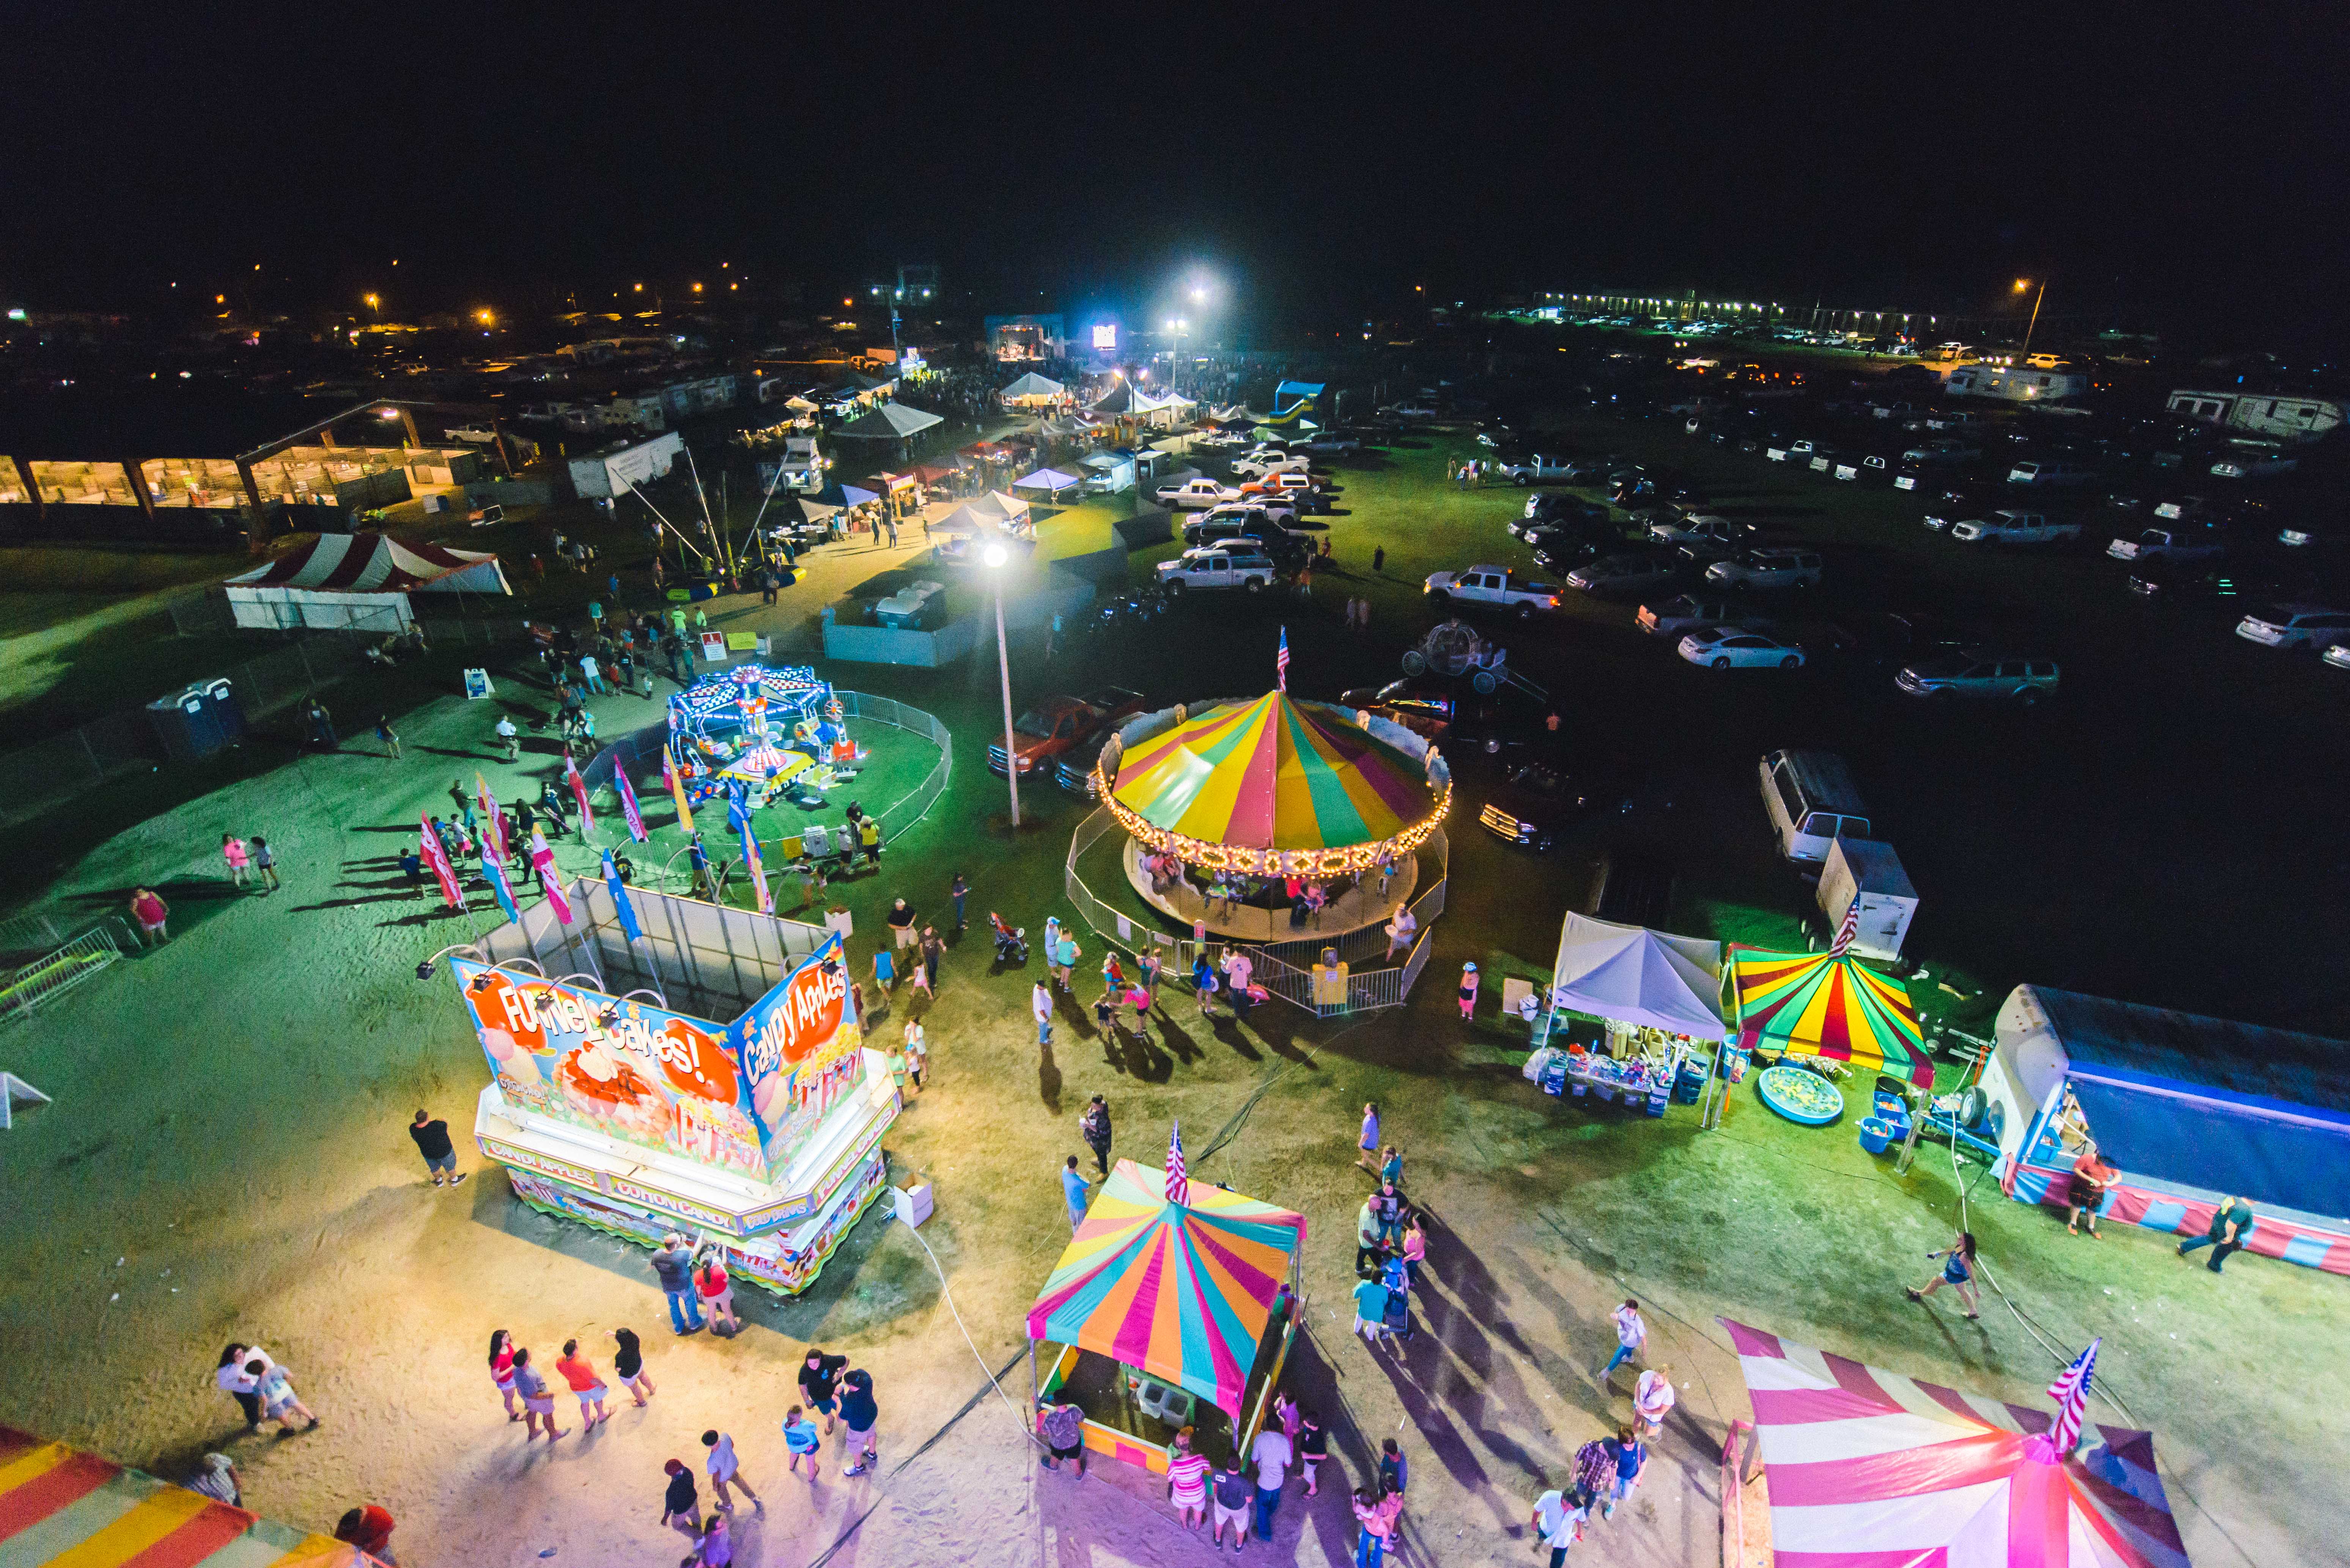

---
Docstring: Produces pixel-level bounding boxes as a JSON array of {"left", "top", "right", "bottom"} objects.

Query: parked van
[
  {"left": 2006, "top": 460, "right": 2097, "bottom": 487},
  {"left": 1758, "top": 749, "right": 1873, "bottom": 865}
]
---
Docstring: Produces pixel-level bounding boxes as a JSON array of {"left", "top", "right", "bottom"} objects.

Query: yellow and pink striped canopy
[{"left": 1110, "top": 692, "right": 1440, "bottom": 852}]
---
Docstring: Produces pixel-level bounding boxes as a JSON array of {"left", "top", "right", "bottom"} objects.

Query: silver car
[{"left": 1895, "top": 651, "right": 2061, "bottom": 706}]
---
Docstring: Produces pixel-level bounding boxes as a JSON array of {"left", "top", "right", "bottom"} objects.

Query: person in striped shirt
[{"left": 1165, "top": 1427, "right": 1211, "bottom": 1527}]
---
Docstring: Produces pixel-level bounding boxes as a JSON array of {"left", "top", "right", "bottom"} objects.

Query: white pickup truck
[
  {"left": 1157, "top": 476, "right": 1240, "bottom": 508},
  {"left": 1157, "top": 547, "right": 1277, "bottom": 594},
  {"left": 1950, "top": 510, "right": 2082, "bottom": 546},
  {"left": 1232, "top": 454, "right": 1312, "bottom": 480},
  {"left": 1495, "top": 454, "right": 1577, "bottom": 484},
  {"left": 1423, "top": 564, "right": 1563, "bottom": 618}
]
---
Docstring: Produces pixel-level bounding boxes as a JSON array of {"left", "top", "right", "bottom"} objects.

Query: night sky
[{"left": 6, "top": 9, "right": 2344, "bottom": 342}]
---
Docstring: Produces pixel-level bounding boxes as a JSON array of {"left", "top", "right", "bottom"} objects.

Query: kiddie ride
[
  {"left": 1401, "top": 618, "right": 1549, "bottom": 699},
  {"left": 666, "top": 664, "right": 864, "bottom": 812}
]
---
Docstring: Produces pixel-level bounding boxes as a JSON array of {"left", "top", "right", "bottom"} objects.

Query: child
[
  {"left": 884, "top": 1042, "right": 910, "bottom": 1098},
  {"left": 1458, "top": 960, "right": 1479, "bottom": 1019},
  {"left": 400, "top": 845, "right": 424, "bottom": 898},
  {"left": 222, "top": 834, "right": 250, "bottom": 886},
  {"left": 250, "top": 1357, "right": 318, "bottom": 1433},
  {"left": 251, "top": 837, "right": 278, "bottom": 892},
  {"left": 1380, "top": 1144, "right": 1404, "bottom": 1188},
  {"left": 901, "top": 1019, "right": 927, "bottom": 1090},
  {"left": 1094, "top": 989, "right": 1119, "bottom": 1033},
  {"left": 782, "top": 1406, "right": 822, "bottom": 1479}
]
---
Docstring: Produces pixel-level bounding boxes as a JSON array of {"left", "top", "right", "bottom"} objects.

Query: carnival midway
[{"left": 1, "top": 374, "right": 2341, "bottom": 1568}]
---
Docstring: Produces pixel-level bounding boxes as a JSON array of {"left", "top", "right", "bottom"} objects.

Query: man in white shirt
[
  {"left": 1531, "top": 1484, "right": 1589, "bottom": 1567},
  {"left": 1384, "top": 906, "right": 1417, "bottom": 959},
  {"left": 1250, "top": 1424, "right": 1294, "bottom": 1540},
  {"left": 702, "top": 1428, "right": 763, "bottom": 1514},
  {"left": 1602, "top": 1298, "right": 1646, "bottom": 1384}
]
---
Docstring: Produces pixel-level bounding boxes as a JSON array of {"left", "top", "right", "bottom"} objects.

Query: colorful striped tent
[
  {"left": 0, "top": 1427, "right": 375, "bottom": 1566},
  {"left": 1720, "top": 1320, "right": 2190, "bottom": 1568},
  {"left": 1105, "top": 692, "right": 1447, "bottom": 874},
  {"left": 1728, "top": 945, "right": 1934, "bottom": 1088},
  {"left": 1026, "top": 1159, "right": 1306, "bottom": 1419}
]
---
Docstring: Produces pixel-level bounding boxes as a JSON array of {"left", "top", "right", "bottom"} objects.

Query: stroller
[{"left": 989, "top": 912, "right": 1029, "bottom": 965}]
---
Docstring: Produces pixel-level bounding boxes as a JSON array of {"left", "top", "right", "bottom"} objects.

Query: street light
[{"left": 984, "top": 541, "right": 1020, "bottom": 827}]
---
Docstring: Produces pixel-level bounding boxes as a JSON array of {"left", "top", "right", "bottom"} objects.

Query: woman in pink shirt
[
  {"left": 1165, "top": 1427, "right": 1210, "bottom": 1528},
  {"left": 129, "top": 888, "right": 170, "bottom": 945},
  {"left": 222, "top": 835, "right": 250, "bottom": 887}
]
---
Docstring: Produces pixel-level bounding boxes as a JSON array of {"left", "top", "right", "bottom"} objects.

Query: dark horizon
[{"left": 5, "top": 9, "right": 2346, "bottom": 348}]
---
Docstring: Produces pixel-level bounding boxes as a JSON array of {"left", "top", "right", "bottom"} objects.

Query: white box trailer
[
  {"left": 567, "top": 431, "right": 685, "bottom": 499},
  {"left": 1818, "top": 837, "right": 1917, "bottom": 961}
]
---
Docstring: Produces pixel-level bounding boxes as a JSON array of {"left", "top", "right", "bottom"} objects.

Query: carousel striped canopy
[
  {"left": 1110, "top": 692, "right": 1439, "bottom": 852},
  {"left": 1026, "top": 1159, "right": 1306, "bottom": 1418},
  {"left": 1729, "top": 946, "right": 1934, "bottom": 1087}
]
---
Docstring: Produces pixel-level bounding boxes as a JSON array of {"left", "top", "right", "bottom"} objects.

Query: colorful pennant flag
[
  {"left": 416, "top": 814, "right": 462, "bottom": 909},
  {"left": 602, "top": 849, "right": 644, "bottom": 942},
  {"left": 565, "top": 747, "right": 595, "bottom": 834},
  {"left": 617, "top": 762, "right": 648, "bottom": 843},
  {"left": 476, "top": 775, "right": 507, "bottom": 863},
  {"left": 666, "top": 744, "right": 696, "bottom": 833},
  {"left": 738, "top": 818, "right": 772, "bottom": 914},
  {"left": 483, "top": 853, "right": 521, "bottom": 925},
  {"left": 529, "top": 832, "right": 574, "bottom": 924}
]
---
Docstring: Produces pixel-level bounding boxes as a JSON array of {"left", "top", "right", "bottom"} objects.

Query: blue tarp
[{"left": 1273, "top": 381, "right": 1325, "bottom": 412}]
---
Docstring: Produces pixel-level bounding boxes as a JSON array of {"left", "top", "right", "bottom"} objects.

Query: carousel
[
  {"left": 1093, "top": 689, "right": 1451, "bottom": 942},
  {"left": 666, "top": 664, "right": 855, "bottom": 812}
]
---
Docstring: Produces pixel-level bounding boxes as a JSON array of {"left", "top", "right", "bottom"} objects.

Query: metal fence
[
  {"left": 1061, "top": 805, "right": 1450, "bottom": 1018},
  {"left": 1, "top": 920, "right": 128, "bottom": 1024}
]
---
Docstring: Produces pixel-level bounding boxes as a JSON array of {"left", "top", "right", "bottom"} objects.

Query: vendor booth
[
  {"left": 456, "top": 885, "right": 897, "bottom": 1296},
  {"left": 1098, "top": 690, "right": 1451, "bottom": 940},
  {"left": 1720, "top": 1319, "right": 2190, "bottom": 1568},
  {"left": 1000, "top": 371, "right": 1066, "bottom": 408},
  {"left": 1708, "top": 935, "right": 1933, "bottom": 1130},
  {"left": 1012, "top": 466, "right": 1084, "bottom": 500},
  {"left": 1987, "top": 985, "right": 2350, "bottom": 1274},
  {"left": 0, "top": 1427, "right": 385, "bottom": 1566},
  {"left": 1027, "top": 1151, "right": 1305, "bottom": 1472},
  {"left": 1525, "top": 913, "right": 1724, "bottom": 1112},
  {"left": 222, "top": 531, "right": 510, "bottom": 631}
]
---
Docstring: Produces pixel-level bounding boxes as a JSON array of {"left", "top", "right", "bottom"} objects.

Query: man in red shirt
[{"left": 334, "top": 1504, "right": 396, "bottom": 1562}]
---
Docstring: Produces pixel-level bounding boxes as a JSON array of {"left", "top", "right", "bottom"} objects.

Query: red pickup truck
[{"left": 987, "top": 686, "right": 1147, "bottom": 777}]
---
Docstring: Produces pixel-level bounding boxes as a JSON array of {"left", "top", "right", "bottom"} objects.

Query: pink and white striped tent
[{"left": 1721, "top": 1319, "right": 2190, "bottom": 1568}]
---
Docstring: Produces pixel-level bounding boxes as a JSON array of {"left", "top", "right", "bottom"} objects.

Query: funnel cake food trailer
[{"left": 450, "top": 876, "right": 898, "bottom": 1293}]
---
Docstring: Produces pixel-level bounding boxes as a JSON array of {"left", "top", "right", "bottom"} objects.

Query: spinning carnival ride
[{"left": 666, "top": 665, "right": 854, "bottom": 812}]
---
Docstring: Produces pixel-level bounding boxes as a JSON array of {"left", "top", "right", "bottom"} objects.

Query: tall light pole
[
  {"left": 985, "top": 541, "right": 1020, "bottom": 827},
  {"left": 2015, "top": 278, "right": 2049, "bottom": 358}
]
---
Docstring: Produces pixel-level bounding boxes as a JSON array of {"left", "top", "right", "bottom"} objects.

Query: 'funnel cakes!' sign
[{"left": 453, "top": 934, "right": 863, "bottom": 1180}]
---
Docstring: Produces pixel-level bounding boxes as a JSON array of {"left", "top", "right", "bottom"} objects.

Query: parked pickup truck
[
  {"left": 1647, "top": 512, "right": 1749, "bottom": 550},
  {"left": 1157, "top": 476, "right": 1240, "bottom": 508},
  {"left": 2107, "top": 525, "right": 2227, "bottom": 565},
  {"left": 1423, "top": 564, "right": 1563, "bottom": 617},
  {"left": 988, "top": 687, "right": 1148, "bottom": 777},
  {"left": 1232, "top": 454, "right": 1312, "bottom": 480},
  {"left": 1949, "top": 510, "right": 2083, "bottom": 546},
  {"left": 1157, "top": 546, "right": 1278, "bottom": 595},
  {"left": 1496, "top": 454, "right": 1578, "bottom": 484}
]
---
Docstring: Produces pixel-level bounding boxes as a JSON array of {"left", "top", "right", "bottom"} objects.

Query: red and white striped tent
[{"left": 224, "top": 532, "right": 509, "bottom": 631}]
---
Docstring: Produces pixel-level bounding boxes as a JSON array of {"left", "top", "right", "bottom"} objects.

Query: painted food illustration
[{"left": 559, "top": 1038, "right": 672, "bottom": 1140}]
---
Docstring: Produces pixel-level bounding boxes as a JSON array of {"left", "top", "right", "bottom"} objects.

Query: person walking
[
  {"left": 836, "top": 1368, "right": 878, "bottom": 1475},
  {"left": 513, "top": 1346, "right": 563, "bottom": 1440},
  {"left": 555, "top": 1339, "right": 611, "bottom": 1428},
  {"left": 1249, "top": 1419, "right": 1292, "bottom": 1540},
  {"left": 129, "top": 887, "right": 170, "bottom": 946},
  {"left": 581, "top": 652, "right": 608, "bottom": 695},
  {"left": 1377, "top": 1436, "right": 1410, "bottom": 1500},
  {"left": 1054, "top": 927, "right": 1081, "bottom": 989},
  {"left": 1399, "top": 1213, "right": 1427, "bottom": 1288},
  {"left": 1379, "top": 1144, "right": 1404, "bottom": 1188},
  {"left": 1033, "top": 980, "right": 1055, "bottom": 1046},
  {"left": 859, "top": 815, "right": 881, "bottom": 867},
  {"left": 408, "top": 1109, "right": 465, "bottom": 1187},
  {"left": 1352, "top": 1484, "right": 1398, "bottom": 1568},
  {"left": 1601, "top": 1298, "right": 1646, "bottom": 1384},
  {"left": 613, "top": 1327, "right": 655, "bottom": 1406},
  {"left": 1531, "top": 1481, "right": 1592, "bottom": 1566},
  {"left": 1383, "top": 905, "right": 1416, "bottom": 959},
  {"left": 1168, "top": 1426, "right": 1212, "bottom": 1526},
  {"left": 306, "top": 699, "right": 337, "bottom": 750},
  {"left": 1037, "top": 1395, "right": 1087, "bottom": 1477},
  {"left": 798, "top": 1349, "right": 847, "bottom": 1434},
  {"left": 1297, "top": 1410, "right": 1329, "bottom": 1496},
  {"left": 1458, "top": 959, "right": 1480, "bottom": 1018},
  {"left": 696, "top": 1513, "right": 733, "bottom": 1568},
  {"left": 702, "top": 1429, "right": 763, "bottom": 1514},
  {"left": 251, "top": 837, "right": 279, "bottom": 892},
  {"left": 1061, "top": 1156, "right": 1091, "bottom": 1231},
  {"left": 1211, "top": 1453, "right": 1253, "bottom": 1554},
  {"left": 1599, "top": 1426, "right": 1645, "bottom": 1520},
  {"left": 1080, "top": 1094, "right": 1113, "bottom": 1176},
  {"left": 216, "top": 1343, "right": 269, "bottom": 1428},
  {"left": 1372, "top": 544, "right": 1385, "bottom": 573},
  {"left": 1192, "top": 951, "right": 1220, "bottom": 1017},
  {"left": 653, "top": 1234, "right": 706, "bottom": 1335},
  {"left": 375, "top": 715, "right": 401, "bottom": 758},
  {"left": 1371, "top": 1180, "right": 1404, "bottom": 1248},
  {"left": 400, "top": 843, "right": 424, "bottom": 898},
  {"left": 2178, "top": 1196, "right": 2257, "bottom": 1272},
  {"left": 696, "top": 1250, "right": 740, "bottom": 1337},
  {"left": 920, "top": 926, "right": 944, "bottom": 992},
  {"left": 1356, "top": 1102, "right": 1381, "bottom": 1173},
  {"left": 1355, "top": 1199, "right": 1387, "bottom": 1275},
  {"left": 660, "top": 1459, "right": 703, "bottom": 1568},
  {"left": 1904, "top": 1231, "right": 1982, "bottom": 1319},
  {"left": 949, "top": 871, "right": 968, "bottom": 930},
  {"left": 781, "top": 1406, "right": 822, "bottom": 1479},
  {"left": 250, "top": 1354, "right": 319, "bottom": 1433},
  {"left": 488, "top": 1329, "right": 523, "bottom": 1420},
  {"left": 1632, "top": 1365, "right": 1676, "bottom": 1438},
  {"left": 2067, "top": 1141, "right": 2118, "bottom": 1238},
  {"left": 1352, "top": 1272, "right": 1392, "bottom": 1350},
  {"left": 887, "top": 898, "right": 917, "bottom": 954},
  {"left": 222, "top": 834, "right": 250, "bottom": 887},
  {"left": 901, "top": 1017, "right": 928, "bottom": 1090}
]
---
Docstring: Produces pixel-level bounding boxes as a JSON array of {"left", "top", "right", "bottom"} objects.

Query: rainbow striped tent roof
[
  {"left": 1026, "top": 1159, "right": 1306, "bottom": 1419},
  {"left": 1728, "top": 945, "right": 1934, "bottom": 1088},
  {"left": 0, "top": 1427, "right": 373, "bottom": 1566},
  {"left": 1110, "top": 692, "right": 1440, "bottom": 853}
]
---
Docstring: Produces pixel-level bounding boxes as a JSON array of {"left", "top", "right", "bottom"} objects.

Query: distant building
[
  {"left": 1941, "top": 363, "right": 2087, "bottom": 403},
  {"left": 2166, "top": 388, "right": 2342, "bottom": 442},
  {"left": 983, "top": 314, "right": 1067, "bottom": 362}
]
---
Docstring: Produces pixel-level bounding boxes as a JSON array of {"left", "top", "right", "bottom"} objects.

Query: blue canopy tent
[
  {"left": 1987, "top": 985, "right": 2350, "bottom": 1274},
  {"left": 1272, "top": 381, "right": 1325, "bottom": 414}
]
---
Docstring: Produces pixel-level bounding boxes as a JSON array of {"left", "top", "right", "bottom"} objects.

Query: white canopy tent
[
  {"left": 1548, "top": 912, "right": 1725, "bottom": 1037},
  {"left": 1013, "top": 467, "right": 1084, "bottom": 496},
  {"left": 1001, "top": 371, "right": 1066, "bottom": 405},
  {"left": 968, "top": 489, "right": 1032, "bottom": 528}
]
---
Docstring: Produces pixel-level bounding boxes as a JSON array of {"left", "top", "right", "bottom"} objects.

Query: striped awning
[
  {"left": 1728, "top": 945, "right": 1934, "bottom": 1087},
  {"left": 225, "top": 532, "right": 502, "bottom": 593},
  {"left": 0, "top": 1427, "right": 375, "bottom": 1566}
]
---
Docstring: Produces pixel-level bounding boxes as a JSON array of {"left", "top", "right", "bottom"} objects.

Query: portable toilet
[{"left": 1818, "top": 837, "right": 1917, "bottom": 961}]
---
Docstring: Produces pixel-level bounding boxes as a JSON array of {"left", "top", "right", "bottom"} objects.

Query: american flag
[
  {"left": 1166, "top": 1121, "right": 1188, "bottom": 1206},
  {"left": 2046, "top": 1337, "right": 2100, "bottom": 1453},
  {"left": 1829, "top": 896, "right": 1862, "bottom": 957},
  {"left": 1275, "top": 626, "right": 1289, "bottom": 691}
]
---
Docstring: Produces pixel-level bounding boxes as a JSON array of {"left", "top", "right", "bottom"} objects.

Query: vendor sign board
[{"left": 451, "top": 934, "right": 865, "bottom": 1182}]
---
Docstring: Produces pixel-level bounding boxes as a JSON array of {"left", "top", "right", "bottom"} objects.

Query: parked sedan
[
  {"left": 2235, "top": 603, "right": 2350, "bottom": 650},
  {"left": 1566, "top": 550, "right": 1685, "bottom": 596},
  {"left": 1676, "top": 627, "right": 1807, "bottom": 669},
  {"left": 1636, "top": 595, "right": 1762, "bottom": 638},
  {"left": 1894, "top": 651, "right": 2061, "bottom": 706}
]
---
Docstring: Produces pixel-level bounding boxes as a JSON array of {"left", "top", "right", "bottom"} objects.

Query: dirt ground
[{"left": 2, "top": 433, "right": 2345, "bottom": 1568}]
